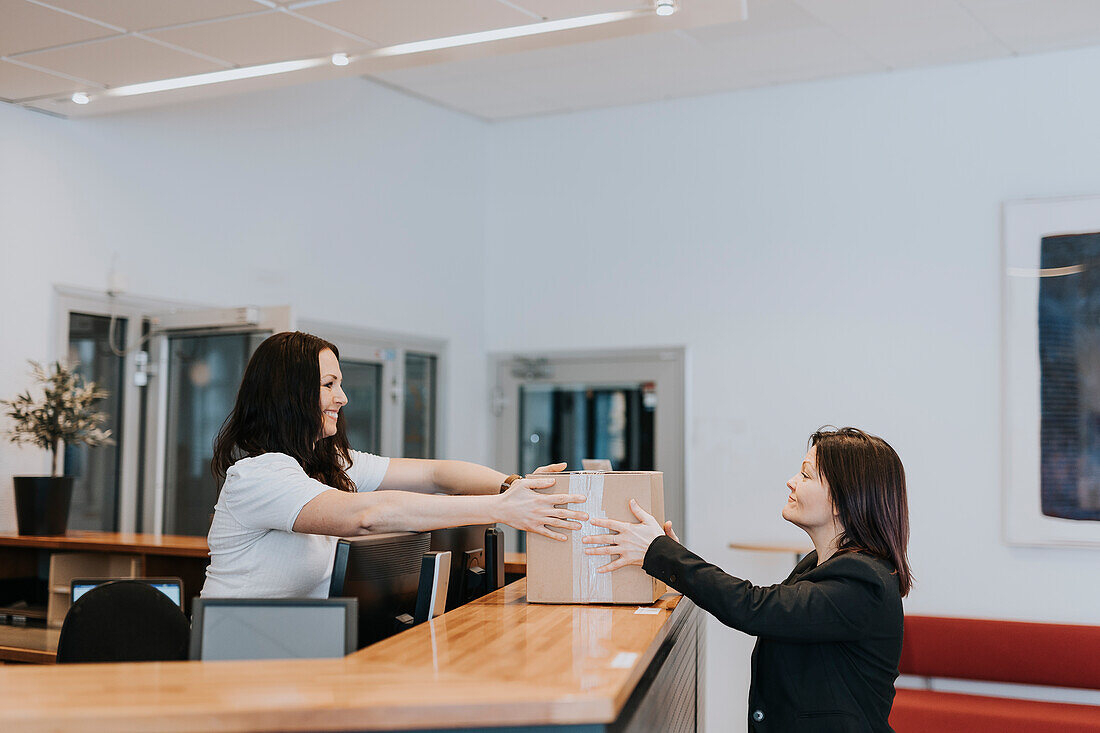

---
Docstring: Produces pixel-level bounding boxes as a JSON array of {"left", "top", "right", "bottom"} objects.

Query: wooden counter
[
  {"left": 0, "top": 532, "right": 212, "bottom": 662},
  {"left": 0, "top": 579, "right": 703, "bottom": 732},
  {"left": 0, "top": 534, "right": 531, "bottom": 665},
  {"left": 0, "top": 531, "right": 209, "bottom": 557}
]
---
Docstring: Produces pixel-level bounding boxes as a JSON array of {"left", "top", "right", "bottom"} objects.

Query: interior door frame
[
  {"left": 53, "top": 289, "right": 150, "bottom": 533},
  {"left": 143, "top": 306, "right": 294, "bottom": 535},
  {"left": 491, "top": 347, "right": 687, "bottom": 550},
  {"left": 300, "top": 319, "right": 448, "bottom": 459}
]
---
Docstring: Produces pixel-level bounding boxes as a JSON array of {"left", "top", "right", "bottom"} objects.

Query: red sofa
[{"left": 889, "top": 615, "right": 1100, "bottom": 732}]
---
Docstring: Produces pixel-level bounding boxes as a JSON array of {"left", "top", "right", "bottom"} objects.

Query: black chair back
[{"left": 56, "top": 579, "right": 190, "bottom": 663}]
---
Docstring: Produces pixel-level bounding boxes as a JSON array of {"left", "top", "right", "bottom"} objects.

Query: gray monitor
[
  {"left": 328, "top": 531, "right": 432, "bottom": 647},
  {"left": 428, "top": 525, "right": 504, "bottom": 611},
  {"left": 189, "top": 598, "right": 357, "bottom": 661}
]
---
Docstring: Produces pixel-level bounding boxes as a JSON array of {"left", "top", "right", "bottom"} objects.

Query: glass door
[
  {"left": 341, "top": 359, "right": 384, "bottom": 455},
  {"left": 519, "top": 383, "right": 655, "bottom": 475},
  {"left": 161, "top": 331, "right": 266, "bottom": 536},
  {"left": 63, "top": 313, "right": 127, "bottom": 531},
  {"left": 493, "top": 349, "right": 685, "bottom": 552},
  {"left": 143, "top": 306, "right": 292, "bottom": 535},
  {"left": 300, "top": 320, "right": 444, "bottom": 460}
]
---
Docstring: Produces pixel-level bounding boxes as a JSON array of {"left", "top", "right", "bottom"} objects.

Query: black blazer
[{"left": 644, "top": 536, "right": 903, "bottom": 732}]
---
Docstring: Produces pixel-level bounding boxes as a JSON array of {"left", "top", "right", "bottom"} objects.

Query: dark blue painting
[{"left": 1039, "top": 233, "right": 1100, "bottom": 521}]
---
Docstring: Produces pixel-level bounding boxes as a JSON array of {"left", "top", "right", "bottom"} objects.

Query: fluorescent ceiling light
[
  {"left": 79, "top": 9, "right": 645, "bottom": 101},
  {"left": 104, "top": 58, "right": 327, "bottom": 98},
  {"left": 371, "top": 10, "right": 646, "bottom": 58}
]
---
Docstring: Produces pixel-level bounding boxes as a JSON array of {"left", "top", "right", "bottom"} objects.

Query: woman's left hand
[{"left": 582, "top": 499, "right": 666, "bottom": 573}]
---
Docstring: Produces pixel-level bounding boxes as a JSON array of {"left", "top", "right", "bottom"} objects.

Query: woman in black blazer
[{"left": 584, "top": 427, "right": 911, "bottom": 732}]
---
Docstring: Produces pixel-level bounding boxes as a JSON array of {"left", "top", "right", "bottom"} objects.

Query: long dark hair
[
  {"left": 811, "top": 426, "right": 912, "bottom": 597},
  {"left": 211, "top": 331, "right": 355, "bottom": 492}
]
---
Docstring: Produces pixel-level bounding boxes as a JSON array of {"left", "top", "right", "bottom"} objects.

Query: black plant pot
[{"left": 13, "top": 476, "right": 74, "bottom": 536}]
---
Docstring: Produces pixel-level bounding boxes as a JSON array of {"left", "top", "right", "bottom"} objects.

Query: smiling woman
[
  {"left": 583, "top": 427, "right": 912, "bottom": 732},
  {"left": 201, "top": 331, "right": 588, "bottom": 599}
]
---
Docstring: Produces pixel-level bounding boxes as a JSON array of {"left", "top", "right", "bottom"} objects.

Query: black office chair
[{"left": 56, "top": 580, "right": 190, "bottom": 663}]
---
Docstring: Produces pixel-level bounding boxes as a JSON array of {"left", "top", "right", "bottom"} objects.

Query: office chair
[{"left": 56, "top": 579, "right": 190, "bottom": 663}]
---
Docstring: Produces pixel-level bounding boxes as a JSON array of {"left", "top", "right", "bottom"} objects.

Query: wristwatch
[{"left": 500, "top": 474, "right": 522, "bottom": 493}]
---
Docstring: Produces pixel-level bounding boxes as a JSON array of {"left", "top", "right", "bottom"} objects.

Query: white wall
[
  {"left": 485, "top": 46, "right": 1100, "bottom": 728},
  {"left": 5, "top": 38, "right": 1100, "bottom": 730},
  {"left": 0, "top": 77, "right": 491, "bottom": 531}
]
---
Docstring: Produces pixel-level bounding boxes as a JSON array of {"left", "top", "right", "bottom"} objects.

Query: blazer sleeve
[{"left": 642, "top": 535, "right": 887, "bottom": 642}]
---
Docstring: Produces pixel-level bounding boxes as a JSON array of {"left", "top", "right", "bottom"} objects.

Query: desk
[
  {"left": 0, "top": 579, "right": 703, "bottom": 732},
  {"left": 0, "top": 531, "right": 210, "bottom": 664},
  {"left": 0, "top": 536, "right": 532, "bottom": 666}
]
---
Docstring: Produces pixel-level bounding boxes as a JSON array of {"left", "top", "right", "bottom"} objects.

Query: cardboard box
[{"left": 526, "top": 471, "right": 666, "bottom": 605}]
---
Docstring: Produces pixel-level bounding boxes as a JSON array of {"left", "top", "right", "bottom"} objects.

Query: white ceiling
[{"left": 2, "top": 0, "right": 1100, "bottom": 120}]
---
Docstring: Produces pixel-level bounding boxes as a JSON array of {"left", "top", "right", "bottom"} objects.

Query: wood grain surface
[
  {"left": 0, "top": 579, "right": 686, "bottom": 732},
  {"left": 0, "top": 532, "right": 209, "bottom": 557}
]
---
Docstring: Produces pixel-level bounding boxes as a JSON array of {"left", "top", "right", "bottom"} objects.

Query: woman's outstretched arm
[
  {"left": 379, "top": 459, "right": 567, "bottom": 495},
  {"left": 584, "top": 501, "right": 887, "bottom": 642},
  {"left": 641, "top": 536, "right": 887, "bottom": 642},
  {"left": 294, "top": 473, "right": 587, "bottom": 541}
]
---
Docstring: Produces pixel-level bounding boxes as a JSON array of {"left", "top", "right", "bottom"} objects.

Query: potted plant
[{"left": 2, "top": 361, "right": 114, "bottom": 535}]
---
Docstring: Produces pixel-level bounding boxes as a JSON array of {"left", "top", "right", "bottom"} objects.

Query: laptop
[{"left": 70, "top": 578, "right": 185, "bottom": 609}]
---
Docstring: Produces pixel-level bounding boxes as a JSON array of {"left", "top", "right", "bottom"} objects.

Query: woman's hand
[
  {"left": 496, "top": 475, "right": 588, "bottom": 541},
  {"left": 583, "top": 499, "right": 676, "bottom": 573},
  {"left": 532, "top": 462, "right": 567, "bottom": 474}
]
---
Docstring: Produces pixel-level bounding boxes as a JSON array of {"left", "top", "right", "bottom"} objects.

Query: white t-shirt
[{"left": 200, "top": 450, "right": 390, "bottom": 599}]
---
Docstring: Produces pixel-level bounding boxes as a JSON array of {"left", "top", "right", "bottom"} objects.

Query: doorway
[{"left": 492, "top": 348, "right": 686, "bottom": 551}]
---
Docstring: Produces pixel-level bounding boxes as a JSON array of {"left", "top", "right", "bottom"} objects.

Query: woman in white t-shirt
[{"left": 201, "top": 331, "right": 587, "bottom": 599}]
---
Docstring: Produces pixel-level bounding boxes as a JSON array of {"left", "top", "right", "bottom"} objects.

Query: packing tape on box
[{"left": 571, "top": 472, "right": 613, "bottom": 603}]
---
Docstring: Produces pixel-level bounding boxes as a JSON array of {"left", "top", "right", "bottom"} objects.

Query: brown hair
[
  {"left": 211, "top": 331, "right": 356, "bottom": 492},
  {"left": 811, "top": 426, "right": 912, "bottom": 596}
]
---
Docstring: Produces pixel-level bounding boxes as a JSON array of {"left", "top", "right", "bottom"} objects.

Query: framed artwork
[{"left": 1004, "top": 196, "right": 1100, "bottom": 548}]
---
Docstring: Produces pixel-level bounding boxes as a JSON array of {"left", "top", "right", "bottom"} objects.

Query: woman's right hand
[{"left": 496, "top": 476, "right": 588, "bottom": 541}]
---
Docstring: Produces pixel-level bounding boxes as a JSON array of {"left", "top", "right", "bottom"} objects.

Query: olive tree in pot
[{"left": 2, "top": 361, "right": 113, "bottom": 535}]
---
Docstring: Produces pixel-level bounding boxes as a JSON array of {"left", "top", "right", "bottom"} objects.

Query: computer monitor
[
  {"left": 328, "top": 532, "right": 433, "bottom": 647},
  {"left": 71, "top": 577, "right": 184, "bottom": 609},
  {"left": 190, "top": 598, "right": 357, "bottom": 661},
  {"left": 428, "top": 526, "right": 505, "bottom": 611}
]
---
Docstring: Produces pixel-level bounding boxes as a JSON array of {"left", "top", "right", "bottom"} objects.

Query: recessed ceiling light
[
  {"left": 71, "top": 92, "right": 90, "bottom": 104},
  {"left": 331, "top": 53, "right": 349, "bottom": 66},
  {"left": 655, "top": 0, "right": 676, "bottom": 16}
]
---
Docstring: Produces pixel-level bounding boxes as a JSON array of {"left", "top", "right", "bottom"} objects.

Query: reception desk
[
  {"left": 0, "top": 531, "right": 211, "bottom": 663},
  {"left": 0, "top": 529, "right": 532, "bottom": 665},
  {"left": 0, "top": 579, "right": 703, "bottom": 732}
]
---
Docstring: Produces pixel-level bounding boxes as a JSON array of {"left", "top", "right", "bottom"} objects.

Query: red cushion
[
  {"left": 900, "top": 616, "right": 1100, "bottom": 689},
  {"left": 891, "top": 689, "right": 1100, "bottom": 733}
]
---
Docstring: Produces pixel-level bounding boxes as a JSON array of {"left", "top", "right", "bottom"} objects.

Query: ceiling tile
[
  {"left": 0, "top": 0, "right": 118, "bottom": 56},
  {"left": 293, "top": 0, "right": 534, "bottom": 46},
  {"left": 17, "top": 35, "right": 224, "bottom": 87},
  {"left": 685, "top": 0, "right": 822, "bottom": 42},
  {"left": 504, "top": 1, "right": 641, "bottom": 22},
  {"left": 0, "top": 60, "right": 81, "bottom": 101},
  {"left": 961, "top": 0, "right": 1100, "bottom": 53},
  {"left": 41, "top": 0, "right": 265, "bottom": 32},
  {"left": 793, "top": 0, "right": 1007, "bottom": 68},
  {"left": 371, "top": 25, "right": 882, "bottom": 119},
  {"left": 147, "top": 10, "right": 363, "bottom": 66}
]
